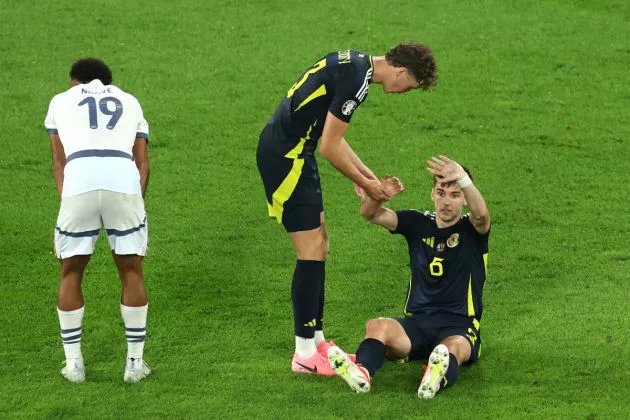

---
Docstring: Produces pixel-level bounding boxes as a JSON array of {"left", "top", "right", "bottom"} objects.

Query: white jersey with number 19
[{"left": 44, "top": 79, "right": 149, "bottom": 198}]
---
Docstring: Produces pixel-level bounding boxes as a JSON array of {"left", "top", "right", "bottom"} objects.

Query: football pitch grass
[{"left": 1, "top": 0, "right": 630, "bottom": 418}]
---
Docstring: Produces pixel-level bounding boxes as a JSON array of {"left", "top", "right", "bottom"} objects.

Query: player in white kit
[{"left": 45, "top": 58, "right": 151, "bottom": 383}]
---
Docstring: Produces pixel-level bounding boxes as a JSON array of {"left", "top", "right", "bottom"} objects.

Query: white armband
[{"left": 458, "top": 175, "right": 473, "bottom": 189}]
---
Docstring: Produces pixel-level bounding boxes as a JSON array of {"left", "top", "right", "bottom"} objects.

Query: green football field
[{"left": 1, "top": 0, "right": 629, "bottom": 417}]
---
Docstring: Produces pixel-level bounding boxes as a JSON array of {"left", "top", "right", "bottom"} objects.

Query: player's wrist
[
  {"left": 457, "top": 174, "right": 473, "bottom": 189},
  {"left": 358, "top": 177, "right": 375, "bottom": 189}
]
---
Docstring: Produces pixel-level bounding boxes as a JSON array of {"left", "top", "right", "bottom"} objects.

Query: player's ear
[{"left": 70, "top": 79, "right": 79, "bottom": 87}]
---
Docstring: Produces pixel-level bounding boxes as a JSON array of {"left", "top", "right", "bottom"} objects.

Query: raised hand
[
  {"left": 426, "top": 155, "right": 468, "bottom": 185},
  {"left": 364, "top": 179, "right": 392, "bottom": 202},
  {"left": 382, "top": 175, "right": 405, "bottom": 198}
]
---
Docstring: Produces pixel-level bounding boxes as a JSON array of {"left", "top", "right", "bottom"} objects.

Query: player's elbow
[
  {"left": 318, "top": 135, "right": 341, "bottom": 161},
  {"left": 319, "top": 141, "right": 332, "bottom": 161},
  {"left": 360, "top": 206, "right": 375, "bottom": 222},
  {"left": 52, "top": 155, "right": 65, "bottom": 171},
  {"left": 135, "top": 156, "right": 149, "bottom": 172},
  {"left": 473, "top": 213, "right": 491, "bottom": 234}
]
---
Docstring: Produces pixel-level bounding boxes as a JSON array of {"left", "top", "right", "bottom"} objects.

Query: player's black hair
[
  {"left": 70, "top": 58, "right": 112, "bottom": 85},
  {"left": 433, "top": 165, "right": 473, "bottom": 187},
  {"left": 386, "top": 42, "right": 437, "bottom": 90}
]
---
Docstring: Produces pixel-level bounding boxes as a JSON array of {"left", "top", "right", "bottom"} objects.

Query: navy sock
[
  {"left": 441, "top": 353, "right": 460, "bottom": 390},
  {"left": 315, "top": 261, "right": 325, "bottom": 331},
  {"left": 291, "top": 260, "right": 324, "bottom": 338},
  {"left": 355, "top": 338, "right": 386, "bottom": 377}
]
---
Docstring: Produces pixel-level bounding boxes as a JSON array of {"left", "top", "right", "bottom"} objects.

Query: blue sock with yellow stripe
[{"left": 292, "top": 260, "right": 324, "bottom": 338}]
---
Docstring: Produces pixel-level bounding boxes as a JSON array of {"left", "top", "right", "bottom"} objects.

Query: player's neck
[
  {"left": 370, "top": 56, "right": 389, "bottom": 84},
  {"left": 435, "top": 215, "right": 460, "bottom": 229}
]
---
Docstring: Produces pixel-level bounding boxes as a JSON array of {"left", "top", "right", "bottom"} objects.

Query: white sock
[
  {"left": 314, "top": 330, "right": 326, "bottom": 347},
  {"left": 295, "top": 336, "right": 317, "bottom": 359},
  {"left": 121, "top": 303, "right": 148, "bottom": 360},
  {"left": 57, "top": 306, "right": 84, "bottom": 363}
]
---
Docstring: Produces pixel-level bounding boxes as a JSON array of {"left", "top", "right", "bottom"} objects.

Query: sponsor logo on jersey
[
  {"left": 303, "top": 319, "right": 316, "bottom": 327},
  {"left": 436, "top": 243, "right": 445, "bottom": 252},
  {"left": 422, "top": 237, "right": 435, "bottom": 247},
  {"left": 341, "top": 100, "right": 357, "bottom": 116},
  {"left": 447, "top": 233, "right": 460, "bottom": 248}
]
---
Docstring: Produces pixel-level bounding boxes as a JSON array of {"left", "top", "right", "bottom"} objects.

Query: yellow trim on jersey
[
  {"left": 287, "top": 58, "right": 327, "bottom": 98},
  {"left": 284, "top": 136, "right": 307, "bottom": 160},
  {"left": 403, "top": 275, "right": 413, "bottom": 316},
  {"left": 294, "top": 84, "right": 327, "bottom": 112},
  {"left": 267, "top": 144, "right": 305, "bottom": 221},
  {"left": 267, "top": 123, "right": 315, "bottom": 222},
  {"left": 483, "top": 253, "right": 488, "bottom": 272},
  {"left": 467, "top": 275, "right": 476, "bottom": 318}
]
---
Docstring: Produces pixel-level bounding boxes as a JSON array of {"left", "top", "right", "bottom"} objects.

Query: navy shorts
[
  {"left": 257, "top": 131, "right": 323, "bottom": 233},
  {"left": 396, "top": 312, "right": 481, "bottom": 364}
]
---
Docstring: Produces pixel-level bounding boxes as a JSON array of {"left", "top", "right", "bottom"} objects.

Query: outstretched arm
[
  {"left": 343, "top": 138, "right": 377, "bottom": 181},
  {"left": 359, "top": 176, "right": 405, "bottom": 231},
  {"left": 426, "top": 155, "right": 490, "bottom": 234},
  {"left": 319, "top": 112, "right": 391, "bottom": 201}
]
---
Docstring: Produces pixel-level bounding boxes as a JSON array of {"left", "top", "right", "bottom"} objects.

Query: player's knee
[
  {"left": 321, "top": 225, "right": 330, "bottom": 254},
  {"left": 365, "top": 318, "right": 388, "bottom": 338},
  {"left": 114, "top": 255, "right": 143, "bottom": 279},
  {"left": 314, "top": 227, "right": 328, "bottom": 258},
  {"left": 299, "top": 231, "right": 328, "bottom": 260},
  {"left": 121, "top": 265, "right": 143, "bottom": 281},
  {"left": 60, "top": 256, "right": 89, "bottom": 279},
  {"left": 441, "top": 335, "right": 471, "bottom": 364},
  {"left": 60, "top": 265, "right": 82, "bottom": 279}
]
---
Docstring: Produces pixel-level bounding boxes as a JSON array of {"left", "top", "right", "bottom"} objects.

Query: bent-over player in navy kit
[
  {"left": 328, "top": 156, "right": 491, "bottom": 398},
  {"left": 257, "top": 43, "right": 437, "bottom": 375}
]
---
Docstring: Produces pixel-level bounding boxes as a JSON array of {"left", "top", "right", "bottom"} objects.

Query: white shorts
[{"left": 54, "top": 190, "right": 148, "bottom": 259}]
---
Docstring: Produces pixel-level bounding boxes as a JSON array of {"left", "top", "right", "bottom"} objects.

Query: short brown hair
[{"left": 386, "top": 42, "right": 437, "bottom": 90}]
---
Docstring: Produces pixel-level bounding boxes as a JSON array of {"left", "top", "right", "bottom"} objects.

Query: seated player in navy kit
[
  {"left": 257, "top": 44, "right": 437, "bottom": 375},
  {"left": 328, "top": 156, "right": 491, "bottom": 398}
]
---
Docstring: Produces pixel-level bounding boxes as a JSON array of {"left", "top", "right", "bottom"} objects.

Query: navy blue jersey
[
  {"left": 391, "top": 210, "right": 490, "bottom": 322},
  {"left": 260, "top": 50, "right": 373, "bottom": 158}
]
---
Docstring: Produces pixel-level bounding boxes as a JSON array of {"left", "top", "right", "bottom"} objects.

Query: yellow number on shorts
[
  {"left": 429, "top": 257, "right": 444, "bottom": 277},
  {"left": 287, "top": 58, "right": 326, "bottom": 98}
]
